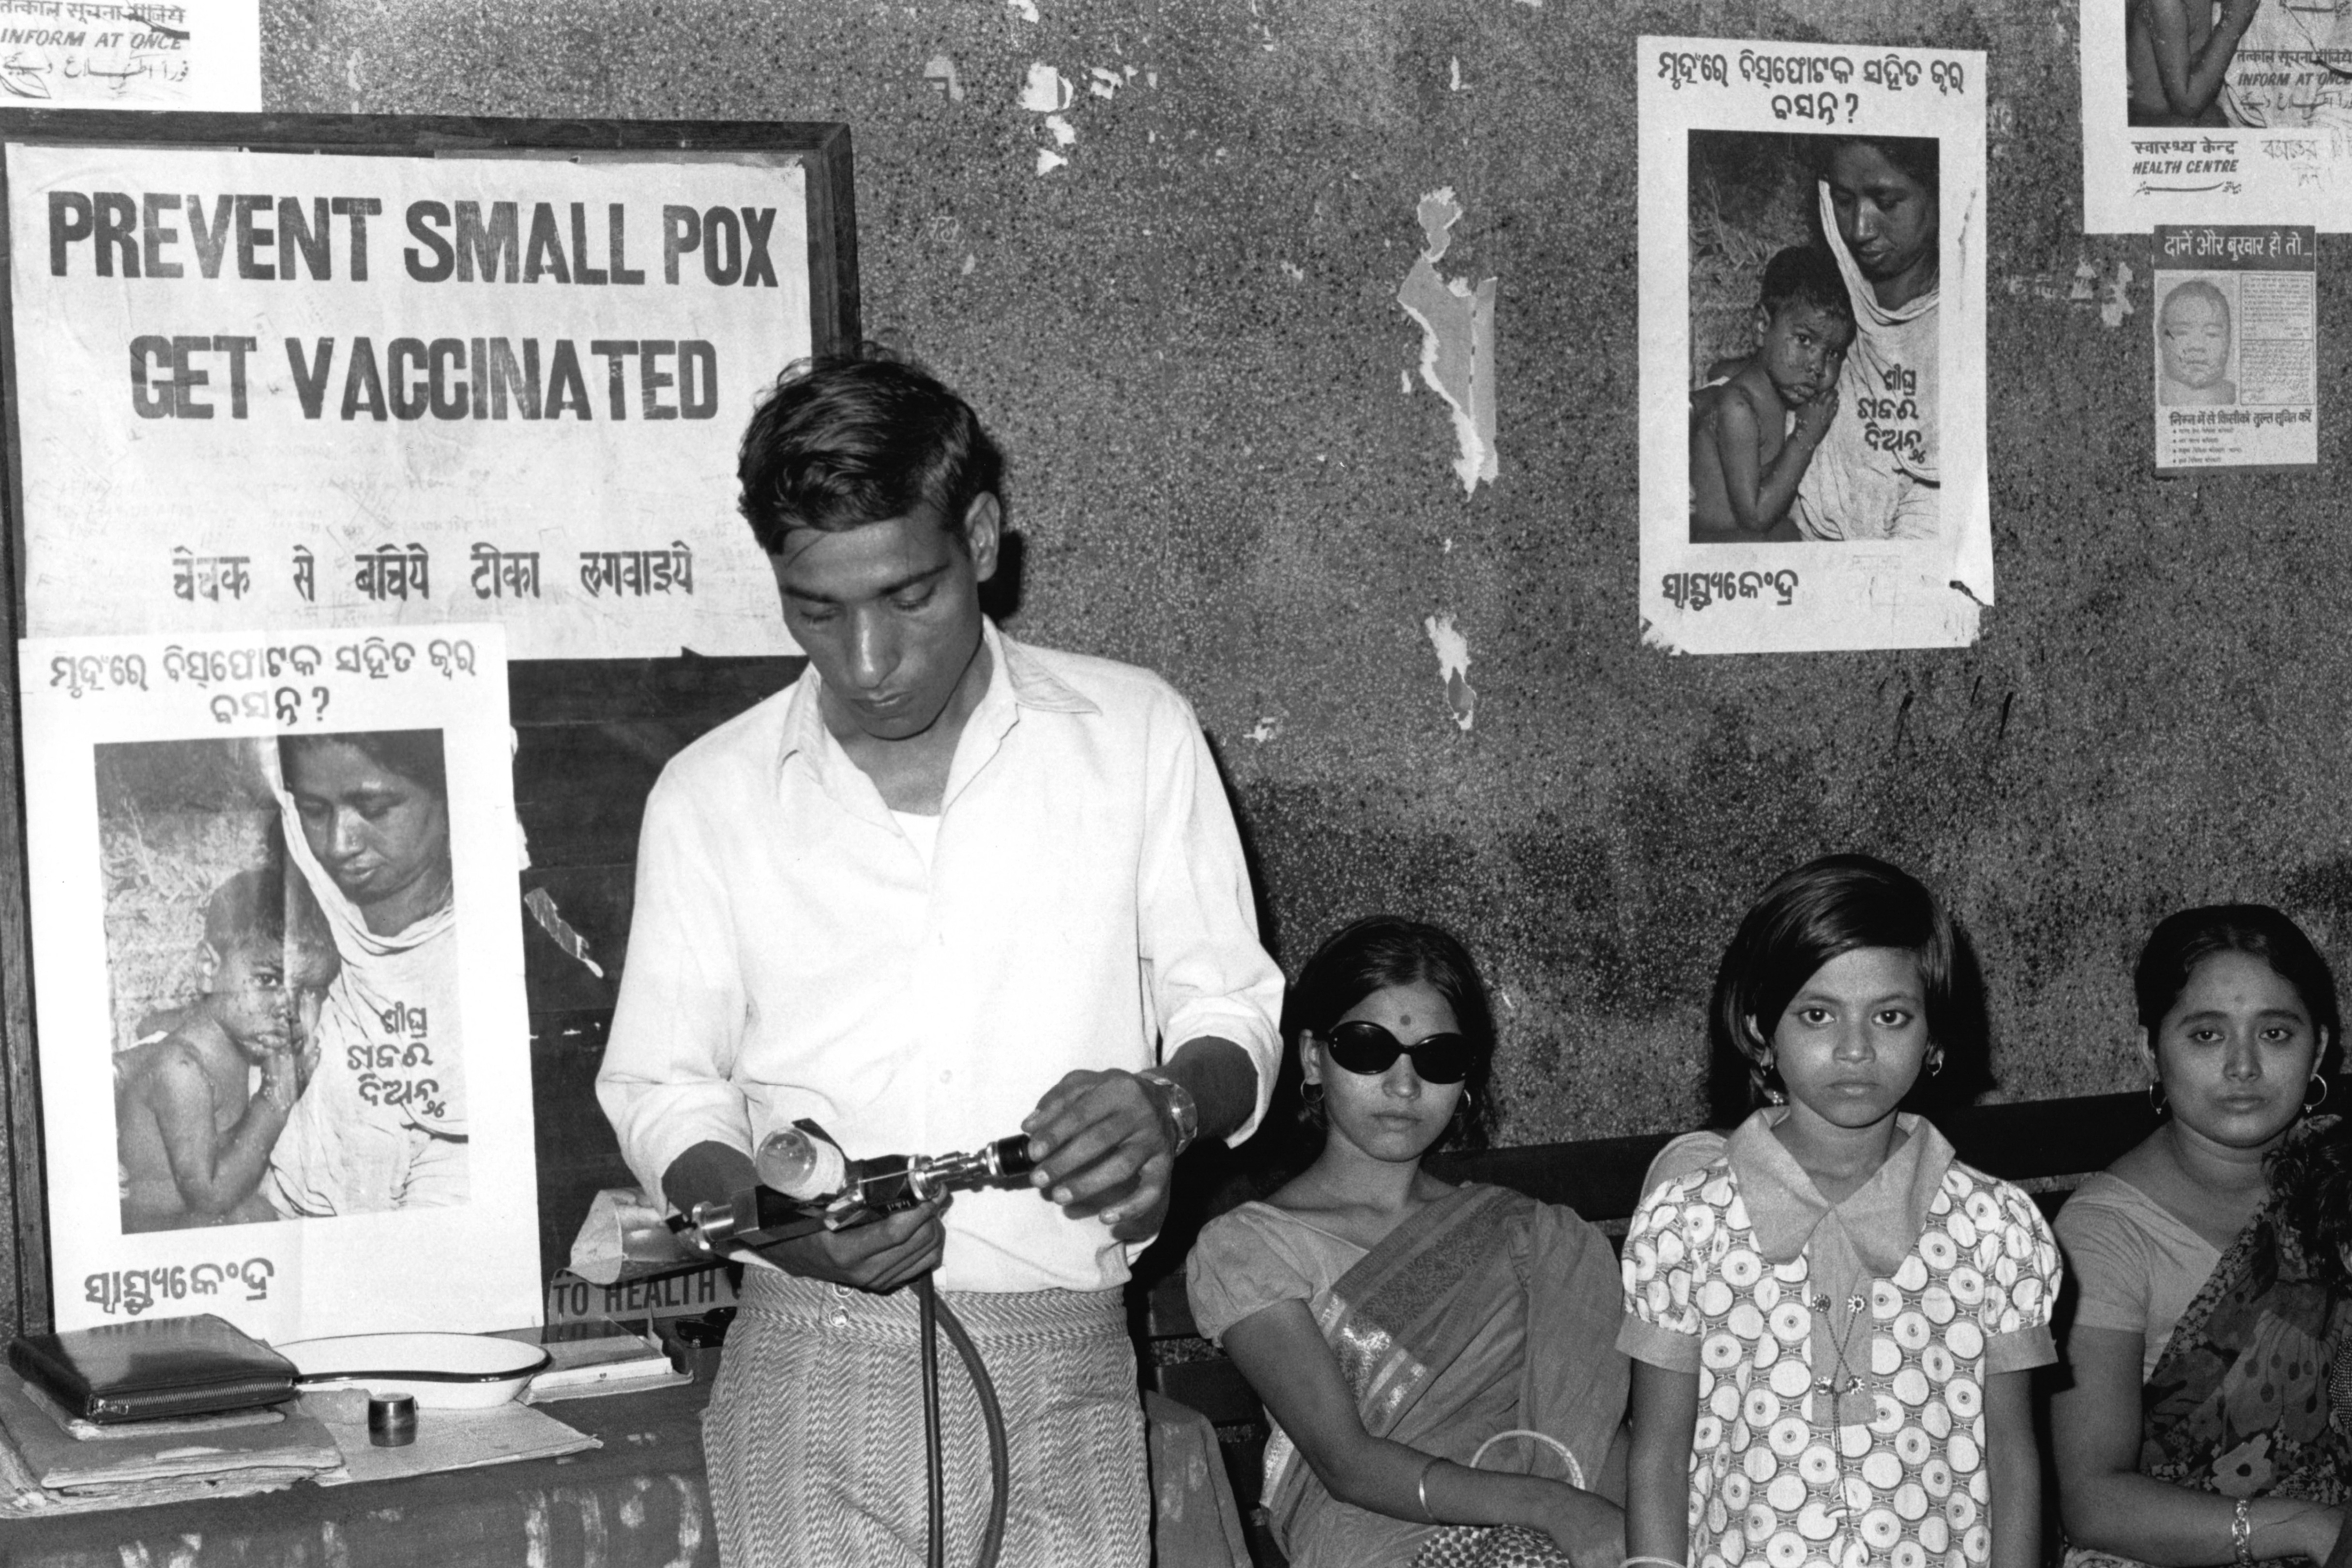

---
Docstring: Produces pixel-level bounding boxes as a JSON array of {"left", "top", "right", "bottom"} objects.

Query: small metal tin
[{"left": 367, "top": 1392, "right": 418, "bottom": 1447}]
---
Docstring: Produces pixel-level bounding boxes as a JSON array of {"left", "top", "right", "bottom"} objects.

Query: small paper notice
[
  {"left": 2152, "top": 225, "right": 2317, "bottom": 474},
  {"left": 0, "top": 0, "right": 261, "bottom": 111}
]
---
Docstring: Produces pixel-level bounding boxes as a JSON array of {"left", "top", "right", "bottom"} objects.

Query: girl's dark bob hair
[
  {"left": 1706, "top": 853, "right": 1989, "bottom": 1125},
  {"left": 1283, "top": 914, "right": 1496, "bottom": 1152},
  {"left": 2134, "top": 904, "right": 2344, "bottom": 1082}
]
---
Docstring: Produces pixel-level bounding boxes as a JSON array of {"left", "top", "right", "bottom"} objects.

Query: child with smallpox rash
[
  {"left": 1690, "top": 246, "right": 1856, "bottom": 544},
  {"left": 116, "top": 866, "right": 337, "bottom": 1233}
]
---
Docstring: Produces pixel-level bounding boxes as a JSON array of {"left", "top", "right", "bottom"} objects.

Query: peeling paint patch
[
  {"left": 1006, "top": 0, "right": 1039, "bottom": 19},
  {"left": 1423, "top": 612, "right": 1477, "bottom": 732},
  {"left": 923, "top": 54, "right": 965, "bottom": 102},
  {"left": 1397, "top": 189, "right": 1499, "bottom": 494},
  {"left": 1019, "top": 63, "right": 1072, "bottom": 112},
  {"left": 524, "top": 886, "right": 606, "bottom": 979},
  {"left": 1449, "top": 57, "right": 1465, "bottom": 91},
  {"left": 2003, "top": 255, "right": 2134, "bottom": 327},
  {"left": 1280, "top": 260, "right": 1304, "bottom": 282},
  {"left": 1247, "top": 716, "right": 1281, "bottom": 744},
  {"left": 1089, "top": 65, "right": 1122, "bottom": 99},
  {"left": 1020, "top": 66, "right": 1079, "bottom": 176},
  {"left": 2099, "top": 259, "right": 2135, "bottom": 327},
  {"left": 960, "top": 253, "right": 976, "bottom": 275}
]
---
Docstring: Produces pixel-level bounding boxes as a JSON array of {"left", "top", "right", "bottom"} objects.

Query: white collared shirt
[{"left": 596, "top": 623, "right": 1283, "bottom": 1292}]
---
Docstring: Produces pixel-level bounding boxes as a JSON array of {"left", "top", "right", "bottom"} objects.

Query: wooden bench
[{"left": 1127, "top": 1084, "right": 2228, "bottom": 1568}]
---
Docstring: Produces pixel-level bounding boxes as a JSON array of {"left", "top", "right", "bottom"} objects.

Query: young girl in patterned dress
[{"left": 1620, "top": 854, "right": 2063, "bottom": 1568}]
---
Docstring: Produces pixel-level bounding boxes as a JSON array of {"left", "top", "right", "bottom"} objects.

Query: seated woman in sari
[
  {"left": 2053, "top": 905, "right": 2350, "bottom": 1568},
  {"left": 1184, "top": 916, "right": 1629, "bottom": 1568}
]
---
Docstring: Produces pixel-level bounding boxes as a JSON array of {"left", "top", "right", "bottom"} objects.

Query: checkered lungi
[{"left": 703, "top": 1268, "right": 1149, "bottom": 1568}]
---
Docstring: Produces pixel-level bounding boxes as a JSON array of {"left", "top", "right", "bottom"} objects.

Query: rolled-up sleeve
[
  {"left": 1137, "top": 688, "right": 1283, "bottom": 1144},
  {"left": 595, "top": 763, "right": 755, "bottom": 1208}
]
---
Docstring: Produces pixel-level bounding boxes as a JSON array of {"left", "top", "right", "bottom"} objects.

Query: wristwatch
[{"left": 1135, "top": 1069, "right": 1200, "bottom": 1159}]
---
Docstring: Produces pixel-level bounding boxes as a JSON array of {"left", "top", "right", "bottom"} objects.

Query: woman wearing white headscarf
[
  {"left": 266, "top": 729, "right": 467, "bottom": 1216},
  {"left": 1792, "top": 135, "right": 1941, "bottom": 544}
]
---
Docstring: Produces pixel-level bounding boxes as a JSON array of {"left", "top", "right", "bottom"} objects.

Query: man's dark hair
[
  {"left": 1757, "top": 245, "right": 1855, "bottom": 330},
  {"left": 736, "top": 351, "right": 1005, "bottom": 553}
]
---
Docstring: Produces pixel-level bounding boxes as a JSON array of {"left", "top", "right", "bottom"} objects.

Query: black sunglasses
[{"left": 1322, "top": 1020, "right": 1474, "bottom": 1084}]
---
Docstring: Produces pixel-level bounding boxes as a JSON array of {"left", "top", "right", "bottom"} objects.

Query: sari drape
[
  {"left": 2068, "top": 1117, "right": 2352, "bottom": 1568},
  {"left": 1260, "top": 1183, "right": 1627, "bottom": 1568}
]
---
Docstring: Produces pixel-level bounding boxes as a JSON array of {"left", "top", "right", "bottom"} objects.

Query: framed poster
[
  {"left": 1638, "top": 39, "right": 1991, "bottom": 654},
  {"left": 22, "top": 624, "right": 541, "bottom": 1340},
  {"left": 0, "top": 110, "right": 858, "bottom": 660}
]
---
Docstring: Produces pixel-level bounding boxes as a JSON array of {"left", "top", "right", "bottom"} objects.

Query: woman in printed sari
[
  {"left": 1184, "top": 916, "right": 1629, "bottom": 1568},
  {"left": 2053, "top": 905, "right": 2350, "bottom": 1568}
]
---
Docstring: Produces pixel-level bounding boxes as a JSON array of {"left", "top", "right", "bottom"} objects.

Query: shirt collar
[
  {"left": 775, "top": 619, "right": 1098, "bottom": 779},
  {"left": 1726, "top": 1106, "right": 1955, "bottom": 1276}
]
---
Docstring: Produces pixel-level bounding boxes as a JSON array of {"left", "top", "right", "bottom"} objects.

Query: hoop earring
[
  {"left": 1302, "top": 1081, "right": 1323, "bottom": 1106},
  {"left": 2148, "top": 1080, "right": 2169, "bottom": 1117},
  {"left": 2306, "top": 1073, "right": 2330, "bottom": 1112},
  {"left": 1927, "top": 1049, "right": 1946, "bottom": 1078}
]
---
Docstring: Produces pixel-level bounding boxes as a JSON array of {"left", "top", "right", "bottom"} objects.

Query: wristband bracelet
[
  {"left": 1136, "top": 1069, "right": 1200, "bottom": 1158},
  {"left": 1623, "top": 1558, "right": 1689, "bottom": 1568},
  {"left": 2232, "top": 1497, "right": 2254, "bottom": 1566},
  {"left": 1416, "top": 1455, "right": 1442, "bottom": 1523}
]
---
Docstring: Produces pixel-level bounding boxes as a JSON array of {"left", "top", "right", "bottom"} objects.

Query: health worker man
[{"left": 595, "top": 351, "right": 1283, "bottom": 1568}]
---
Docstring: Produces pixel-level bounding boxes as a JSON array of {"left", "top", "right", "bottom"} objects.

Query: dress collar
[{"left": 1726, "top": 1106, "right": 1955, "bottom": 1275}]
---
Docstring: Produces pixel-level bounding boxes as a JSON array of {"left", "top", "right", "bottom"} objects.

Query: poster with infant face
[
  {"left": 1639, "top": 37, "right": 1990, "bottom": 655},
  {"left": 2152, "top": 225, "right": 2317, "bottom": 474},
  {"left": 21, "top": 623, "right": 541, "bottom": 1343}
]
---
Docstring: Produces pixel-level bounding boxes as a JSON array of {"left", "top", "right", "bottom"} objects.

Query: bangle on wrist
[
  {"left": 1416, "top": 1455, "right": 1442, "bottom": 1523},
  {"left": 2232, "top": 1497, "right": 2254, "bottom": 1566},
  {"left": 1136, "top": 1068, "right": 1200, "bottom": 1158},
  {"left": 1622, "top": 1557, "right": 1689, "bottom": 1568}
]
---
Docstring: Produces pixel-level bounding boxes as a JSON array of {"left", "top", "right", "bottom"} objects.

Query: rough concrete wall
[{"left": 261, "top": 0, "right": 2352, "bottom": 1143}]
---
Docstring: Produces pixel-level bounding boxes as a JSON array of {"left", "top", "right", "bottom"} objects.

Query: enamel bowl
[{"left": 277, "top": 1332, "right": 551, "bottom": 1409}]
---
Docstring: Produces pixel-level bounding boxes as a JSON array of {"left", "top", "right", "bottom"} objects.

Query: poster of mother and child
[
  {"left": 20, "top": 626, "right": 542, "bottom": 1344},
  {"left": 1639, "top": 36, "right": 1991, "bottom": 656}
]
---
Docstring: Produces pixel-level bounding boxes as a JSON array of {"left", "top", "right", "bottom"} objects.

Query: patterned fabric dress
[{"left": 1621, "top": 1111, "right": 2062, "bottom": 1568}]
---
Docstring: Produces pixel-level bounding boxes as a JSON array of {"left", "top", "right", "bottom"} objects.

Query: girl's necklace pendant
[{"left": 1836, "top": 1382, "right": 1875, "bottom": 1428}]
